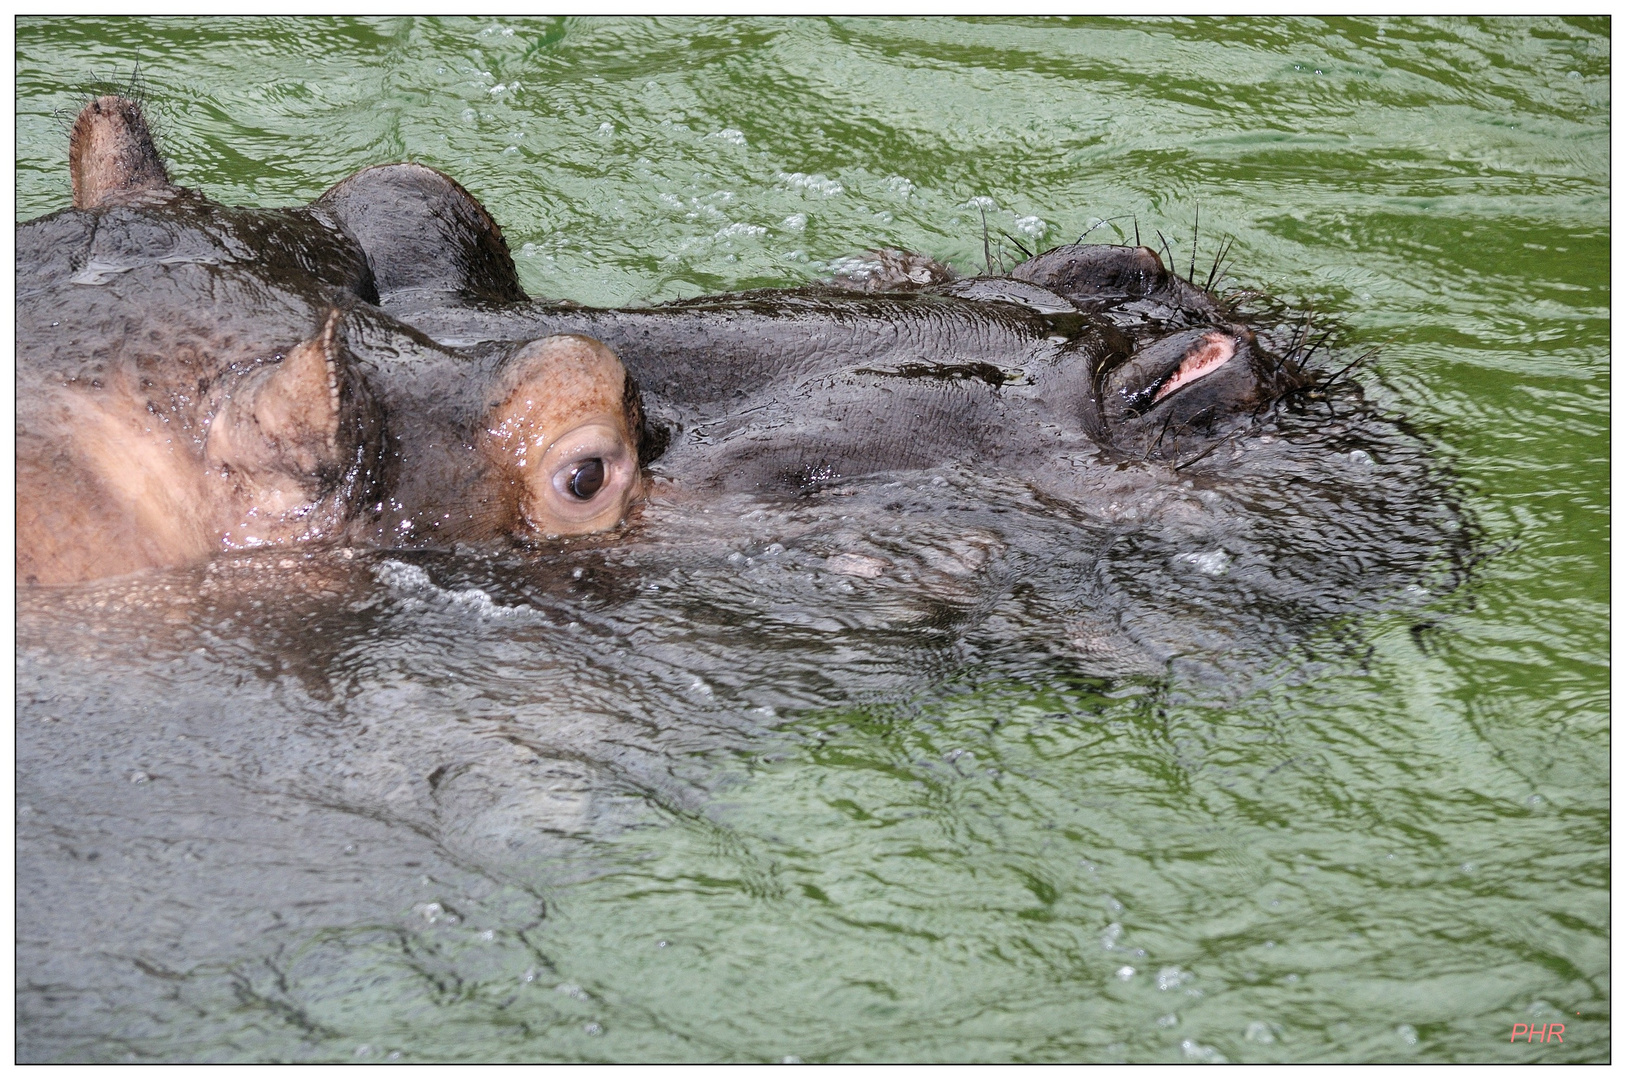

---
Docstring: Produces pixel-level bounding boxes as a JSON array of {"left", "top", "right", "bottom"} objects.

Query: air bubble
[
  {"left": 415, "top": 901, "right": 458, "bottom": 925},
  {"left": 1156, "top": 967, "right": 1191, "bottom": 991}
]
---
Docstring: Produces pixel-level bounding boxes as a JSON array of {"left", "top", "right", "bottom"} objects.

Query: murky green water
[{"left": 15, "top": 16, "right": 1608, "bottom": 1063}]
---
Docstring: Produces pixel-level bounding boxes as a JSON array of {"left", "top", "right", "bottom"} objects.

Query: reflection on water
[{"left": 15, "top": 15, "right": 1609, "bottom": 1064}]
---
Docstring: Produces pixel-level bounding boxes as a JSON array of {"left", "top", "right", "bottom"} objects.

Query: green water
[{"left": 15, "top": 16, "right": 1609, "bottom": 1062}]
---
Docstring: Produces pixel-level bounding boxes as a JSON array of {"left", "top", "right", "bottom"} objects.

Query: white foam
[
  {"left": 373, "top": 560, "right": 530, "bottom": 618},
  {"left": 1156, "top": 966, "right": 1191, "bottom": 991},
  {"left": 778, "top": 171, "right": 844, "bottom": 196},
  {"left": 713, "top": 222, "right": 767, "bottom": 241},
  {"left": 1174, "top": 550, "right": 1232, "bottom": 576}
]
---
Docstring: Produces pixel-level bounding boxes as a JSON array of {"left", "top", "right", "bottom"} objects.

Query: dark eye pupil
[{"left": 568, "top": 458, "right": 606, "bottom": 499}]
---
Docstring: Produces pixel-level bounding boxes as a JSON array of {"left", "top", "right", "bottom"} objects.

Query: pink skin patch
[{"left": 1153, "top": 333, "right": 1236, "bottom": 403}]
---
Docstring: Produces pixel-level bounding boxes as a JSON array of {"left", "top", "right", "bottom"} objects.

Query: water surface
[{"left": 14, "top": 16, "right": 1609, "bottom": 1063}]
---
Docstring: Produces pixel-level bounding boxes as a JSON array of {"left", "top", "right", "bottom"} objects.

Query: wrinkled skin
[
  {"left": 317, "top": 163, "right": 1309, "bottom": 499},
  {"left": 16, "top": 98, "right": 644, "bottom": 584}
]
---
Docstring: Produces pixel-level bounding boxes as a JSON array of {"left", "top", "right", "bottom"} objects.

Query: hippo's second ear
[
  {"left": 207, "top": 311, "right": 351, "bottom": 482},
  {"left": 313, "top": 163, "right": 528, "bottom": 306}
]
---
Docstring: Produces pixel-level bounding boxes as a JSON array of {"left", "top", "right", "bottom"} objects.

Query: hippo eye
[{"left": 566, "top": 458, "right": 606, "bottom": 500}]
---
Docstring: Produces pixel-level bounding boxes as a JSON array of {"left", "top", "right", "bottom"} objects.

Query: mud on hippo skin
[{"left": 17, "top": 97, "right": 646, "bottom": 584}]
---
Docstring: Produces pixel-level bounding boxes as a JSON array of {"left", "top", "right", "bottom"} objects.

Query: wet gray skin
[
  {"left": 19, "top": 97, "right": 1299, "bottom": 586},
  {"left": 320, "top": 163, "right": 1309, "bottom": 499},
  {"left": 17, "top": 98, "right": 647, "bottom": 584}
]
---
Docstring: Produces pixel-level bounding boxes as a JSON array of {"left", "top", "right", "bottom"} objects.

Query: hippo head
[{"left": 478, "top": 334, "right": 645, "bottom": 540}]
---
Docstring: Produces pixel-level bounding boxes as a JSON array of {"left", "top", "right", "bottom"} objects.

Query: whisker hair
[
  {"left": 1000, "top": 231, "right": 1033, "bottom": 260},
  {"left": 1188, "top": 202, "right": 1199, "bottom": 283},
  {"left": 1155, "top": 229, "right": 1176, "bottom": 274},
  {"left": 980, "top": 205, "right": 993, "bottom": 277}
]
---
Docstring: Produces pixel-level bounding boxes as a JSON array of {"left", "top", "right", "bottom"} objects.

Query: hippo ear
[
  {"left": 207, "top": 311, "right": 348, "bottom": 481},
  {"left": 69, "top": 95, "right": 175, "bottom": 210},
  {"left": 313, "top": 163, "right": 528, "bottom": 306}
]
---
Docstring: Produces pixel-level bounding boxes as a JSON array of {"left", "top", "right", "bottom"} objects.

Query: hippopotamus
[
  {"left": 17, "top": 96, "right": 648, "bottom": 585},
  {"left": 19, "top": 95, "right": 1313, "bottom": 586}
]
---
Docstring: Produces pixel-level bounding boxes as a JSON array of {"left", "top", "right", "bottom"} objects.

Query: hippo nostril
[
  {"left": 1151, "top": 333, "right": 1236, "bottom": 404},
  {"left": 567, "top": 458, "right": 606, "bottom": 500}
]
